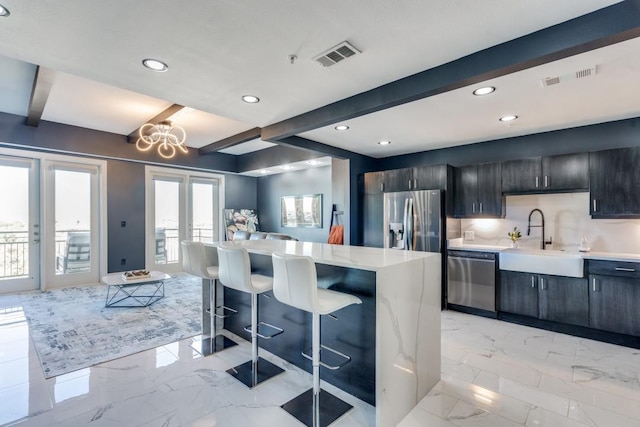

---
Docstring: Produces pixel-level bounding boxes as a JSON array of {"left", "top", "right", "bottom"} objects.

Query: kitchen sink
[{"left": 499, "top": 248, "right": 584, "bottom": 278}]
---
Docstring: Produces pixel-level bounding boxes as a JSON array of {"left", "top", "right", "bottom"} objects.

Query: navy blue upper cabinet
[
  {"left": 502, "top": 153, "right": 588, "bottom": 194},
  {"left": 454, "top": 163, "right": 503, "bottom": 218},
  {"left": 380, "top": 165, "right": 449, "bottom": 192},
  {"left": 590, "top": 147, "right": 640, "bottom": 218}
]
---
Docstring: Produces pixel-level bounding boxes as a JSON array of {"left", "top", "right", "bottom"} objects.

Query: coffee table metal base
[{"left": 105, "top": 281, "right": 165, "bottom": 307}]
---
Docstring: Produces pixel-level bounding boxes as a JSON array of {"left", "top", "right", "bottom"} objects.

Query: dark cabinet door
[
  {"left": 589, "top": 274, "right": 640, "bottom": 336},
  {"left": 363, "top": 171, "right": 385, "bottom": 195},
  {"left": 453, "top": 165, "right": 478, "bottom": 217},
  {"left": 541, "top": 153, "right": 589, "bottom": 191},
  {"left": 590, "top": 147, "right": 640, "bottom": 217},
  {"left": 538, "top": 275, "right": 588, "bottom": 327},
  {"left": 501, "top": 158, "right": 542, "bottom": 193},
  {"left": 499, "top": 270, "right": 539, "bottom": 318},
  {"left": 454, "top": 163, "right": 502, "bottom": 218},
  {"left": 384, "top": 168, "right": 413, "bottom": 192},
  {"left": 413, "top": 164, "right": 447, "bottom": 190},
  {"left": 477, "top": 162, "right": 503, "bottom": 217}
]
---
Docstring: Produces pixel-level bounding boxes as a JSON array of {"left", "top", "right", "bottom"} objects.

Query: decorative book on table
[{"left": 121, "top": 270, "right": 151, "bottom": 280}]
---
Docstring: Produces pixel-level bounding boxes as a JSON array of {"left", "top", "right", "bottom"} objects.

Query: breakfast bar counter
[{"left": 208, "top": 240, "right": 441, "bottom": 427}]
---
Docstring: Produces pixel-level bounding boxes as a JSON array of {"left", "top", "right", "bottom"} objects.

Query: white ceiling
[{"left": 0, "top": 0, "right": 631, "bottom": 160}]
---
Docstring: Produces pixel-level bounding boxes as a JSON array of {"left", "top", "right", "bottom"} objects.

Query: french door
[
  {"left": 145, "top": 166, "right": 223, "bottom": 273},
  {"left": 0, "top": 150, "right": 106, "bottom": 293},
  {"left": 43, "top": 161, "right": 102, "bottom": 288},
  {"left": 0, "top": 156, "right": 40, "bottom": 293}
]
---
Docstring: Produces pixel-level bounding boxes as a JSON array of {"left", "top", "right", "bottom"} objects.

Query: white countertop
[
  {"left": 448, "top": 242, "right": 640, "bottom": 263},
  {"left": 213, "top": 240, "right": 438, "bottom": 271}
]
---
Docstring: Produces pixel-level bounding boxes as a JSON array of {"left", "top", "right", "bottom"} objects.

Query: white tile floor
[{"left": 2, "top": 290, "right": 640, "bottom": 427}]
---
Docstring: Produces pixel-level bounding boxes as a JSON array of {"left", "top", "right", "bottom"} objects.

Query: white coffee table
[{"left": 102, "top": 271, "right": 170, "bottom": 307}]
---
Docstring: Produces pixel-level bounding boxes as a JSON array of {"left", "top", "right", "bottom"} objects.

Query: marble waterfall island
[{"left": 207, "top": 240, "right": 441, "bottom": 427}]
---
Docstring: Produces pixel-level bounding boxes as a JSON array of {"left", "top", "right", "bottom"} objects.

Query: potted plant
[{"left": 508, "top": 227, "right": 522, "bottom": 248}]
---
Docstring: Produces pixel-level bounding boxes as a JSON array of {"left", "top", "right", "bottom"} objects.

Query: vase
[{"left": 511, "top": 241, "right": 518, "bottom": 248}]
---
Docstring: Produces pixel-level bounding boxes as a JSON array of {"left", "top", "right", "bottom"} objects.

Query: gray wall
[{"left": 257, "top": 166, "right": 332, "bottom": 243}]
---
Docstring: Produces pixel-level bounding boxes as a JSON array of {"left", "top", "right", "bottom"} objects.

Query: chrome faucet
[{"left": 527, "top": 208, "right": 552, "bottom": 250}]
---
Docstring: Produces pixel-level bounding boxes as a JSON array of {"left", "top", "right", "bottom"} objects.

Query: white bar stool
[
  {"left": 181, "top": 241, "right": 237, "bottom": 355},
  {"left": 272, "top": 252, "right": 362, "bottom": 427},
  {"left": 218, "top": 244, "right": 285, "bottom": 388}
]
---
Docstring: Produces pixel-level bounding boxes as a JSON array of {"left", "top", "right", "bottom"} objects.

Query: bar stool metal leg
[
  {"left": 280, "top": 312, "right": 353, "bottom": 427},
  {"left": 226, "top": 292, "right": 284, "bottom": 388},
  {"left": 312, "top": 312, "right": 320, "bottom": 427},
  {"left": 198, "top": 278, "right": 237, "bottom": 356}
]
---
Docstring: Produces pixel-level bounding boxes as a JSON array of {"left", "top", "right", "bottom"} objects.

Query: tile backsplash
[{"left": 460, "top": 192, "right": 640, "bottom": 254}]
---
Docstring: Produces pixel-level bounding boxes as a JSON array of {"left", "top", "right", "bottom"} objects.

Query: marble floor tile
[{"left": 4, "top": 299, "right": 640, "bottom": 427}]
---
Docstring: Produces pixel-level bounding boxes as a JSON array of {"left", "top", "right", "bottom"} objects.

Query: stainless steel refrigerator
[{"left": 383, "top": 190, "right": 441, "bottom": 252}]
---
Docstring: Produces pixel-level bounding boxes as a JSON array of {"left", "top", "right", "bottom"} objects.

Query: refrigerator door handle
[
  {"left": 402, "top": 198, "right": 409, "bottom": 250},
  {"left": 406, "top": 197, "right": 414, "bottom": 250}
]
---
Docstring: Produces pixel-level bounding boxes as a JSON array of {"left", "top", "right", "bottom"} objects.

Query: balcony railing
[{"left": 0, "top": 231, "right": 29, "bottom": 279}]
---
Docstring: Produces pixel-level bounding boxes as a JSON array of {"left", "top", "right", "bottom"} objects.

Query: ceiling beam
[
  {"left": 261, "top": 1, "right": 640, "bottom": 142},
  {"left": 127, "top": 103, "right": 185, "bottom": 143},
  {"left": 198, "top": 127, "right": 262, "bottom": 155},
  {"left": 26, "top": 66, "right": 56, "bottom": 127}
]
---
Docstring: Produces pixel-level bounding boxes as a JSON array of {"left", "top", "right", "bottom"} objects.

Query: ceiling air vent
[
  {"left": 541, "top": 65, "right": 598, "bottom": 88},
  {"left": 313, "top": 41, "right": 360, "bottom": 67}
]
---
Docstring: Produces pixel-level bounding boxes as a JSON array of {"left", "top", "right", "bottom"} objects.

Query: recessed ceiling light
[
  {"left": 306, "top": 160, "right": 321, "bottom": 165},
  {"left": 259, "top": 169, "right": 269, "bottom": 174},
  {"left": 499, "top": 115, "right": 518, "bottom": 122},
  {"left": 242, "top": 95, "right": 260, "bottom": 104},
  {"left": 281, "top": 165, "right": 293, "bottom": 170},
  {"left": 0, "top": 4, "right": 10, "bottom": 16},
  {"left": 142, "top": 58, "right": 168, "bottom": 72},
  {"left": 335, "top": 125, "right": 349, "bottom": 131},
  {"left": 473, "top": 86, "right": 495, "bottom": 96},
  {"left": 378, "top": 140, "right": 391, "bottom": 145}
]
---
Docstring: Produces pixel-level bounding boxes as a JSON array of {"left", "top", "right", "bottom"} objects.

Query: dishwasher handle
[{"left": 448, "top": 256, "right": 496, "bottom": 264}]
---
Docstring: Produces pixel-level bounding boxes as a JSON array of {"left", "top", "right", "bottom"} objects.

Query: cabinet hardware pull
[
  {"left": 535, "top": 176, "right": 539, "bottom": 188},
  {"left": 472, "top": 202, "right": 476, "bottom": 213},
  {"left": 380, "top": 183, "right": 384, "bottom": 192},
  {"left": 408, "top": 179, "right": 412, "bottom": 189},
  {"left": 544, "top": 175, "right": 549, "bottom": 188},
  {"left": 414, "top": 179, "right": 417, "bottom": 189},
  {"left": 592, "top": 277, "right": 600, "bottom": 292},
  {"left": 540, "top": 277, "right": 546, "bottom": 290},
  {"left": 479, "top": 202, "right": 483, "bottom": 213},
  {"left": 593, "top": 199, "right": 597, "bottom": 212},
  {"left": 615, "top": 267, "right": 635, "bottom": 272},
  {"left": 531, "top": 276, "right": 536, "bottom": 288}
]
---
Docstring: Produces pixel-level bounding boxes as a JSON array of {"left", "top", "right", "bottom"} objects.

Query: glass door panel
[
  {"left": 54, "top": 170, "right": 91, "bottom": 275},
  {"left": 154, "top": 179, "right": 180, "bottom": 266},
  {"left": 0, "top": 157, "right": 39, "bottom": 293},
  {"left": 190, "top": 180, "right": 218, "bottom": 243},
  {"left": 45, "top": 162, "right": 100, "bottom": 288}
]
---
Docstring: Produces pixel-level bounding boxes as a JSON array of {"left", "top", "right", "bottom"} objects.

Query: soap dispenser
[{"left": 579, "top": 235, "right": 590, "bottom": 252}]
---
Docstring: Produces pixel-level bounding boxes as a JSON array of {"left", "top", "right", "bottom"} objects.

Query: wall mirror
[{"left": 281, "top": 194, "right": 322, "bottom": 228}]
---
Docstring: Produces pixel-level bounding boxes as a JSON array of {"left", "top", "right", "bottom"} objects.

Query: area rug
[{"left": 19, "top": 273, "right": 202, "bottom": 378}]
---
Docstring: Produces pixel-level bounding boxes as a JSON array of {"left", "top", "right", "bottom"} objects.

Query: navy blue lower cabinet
[{"left": 223, "top": 254, "right": 376, "bottom": 406}]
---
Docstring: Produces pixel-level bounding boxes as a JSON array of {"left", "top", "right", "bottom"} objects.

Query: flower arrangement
[{"left": 507, "top": 227, "right": 522, "bottom": 243}]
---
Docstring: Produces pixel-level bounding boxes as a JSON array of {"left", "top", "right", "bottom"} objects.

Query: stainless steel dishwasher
[{"left": 447, "top": 250, "right": 496, "bottom": 313}]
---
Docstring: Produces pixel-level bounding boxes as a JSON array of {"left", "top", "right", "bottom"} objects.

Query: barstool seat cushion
[
  {"left": 206, "top": 266, "right": 219, "bottom": 280},
  {"left": 272, "top": 252, "right": 362, "bottom": 315},
  {"left": 218, "top": 244, "right": 274, "bottom": 295},
  {"left": 182, "top": 240, "right": 219, "bottom": 280},
  {"left": 250, "top": 274, "right": 274, "bottom": 294},
  {"left": 316, "top": 288, "right": 362, "bottom": 315}
]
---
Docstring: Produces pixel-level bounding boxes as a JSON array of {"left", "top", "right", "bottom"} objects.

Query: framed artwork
[
  {"left": 223, "top": 209, "right": 259, "bottom": 240},
  {"left": 280, "top": 194, "right": 322, "bottom": 228}
]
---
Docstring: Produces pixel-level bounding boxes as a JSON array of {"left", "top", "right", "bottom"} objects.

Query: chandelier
[{"left": 136, "top": 120, "right": 188, "bottom": 159}]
